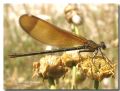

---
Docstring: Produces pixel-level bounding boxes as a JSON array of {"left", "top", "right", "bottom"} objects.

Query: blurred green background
[{"left": 4, "top": 4, "right": 118, "bottom": 89}]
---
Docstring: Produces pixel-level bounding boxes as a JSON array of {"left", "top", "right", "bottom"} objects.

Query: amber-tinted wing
[{"left": 19, "top": 14, "right": 88, "bottom": 48}]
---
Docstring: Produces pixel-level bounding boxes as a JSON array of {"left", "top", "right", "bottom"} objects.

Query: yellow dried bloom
[
  {"left": 64, "top": 4, "right": 83, "bottom": 25},
  {"left": 78, "top": 56, "right": 115, "bottom": 81},
  {"left": 32, "top": 52, "right": 115, "bottom": 82},
  {"left": 61, "top": 52, "right": 80, "bottom": 67},
  {"left": 32, "top": 55, "right": 68, "bottom": 79},
  {"left": 32, "top": 62, "right": 40, "bottom": 78}
]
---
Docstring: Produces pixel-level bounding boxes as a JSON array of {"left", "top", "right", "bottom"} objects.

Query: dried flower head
[
  {"left": 64, "top": 4, "right": 83, "bottom": 25},
  {"left": 32, "top": 55, "right": 68, "bottom": 79},
  {"left": 32, "top": 52, "right": 115, "bottom": 83},
  {"left": 61, "top": 52, "right": 80, "bottom": 67},
  {"left": 78, "top": 56, "right": 115, "bottom": 81},
  {"left": 32, "top": 62, "right": 40, "bottom": 78}
]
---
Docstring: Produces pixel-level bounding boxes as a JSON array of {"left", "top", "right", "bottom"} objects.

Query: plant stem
[
  {"left": 71, "top": 66, "right": 77, "bottom": 89},
  {"left": 71, "top": 23, "right": 78, "bottom": 89},
  {"left": 71, "top": 24, "right": 79, "bottom": 35},
  {"left": 94, "top": 80, "right": 99, "bottom": 90},
  {"left": 48, "top": 77, "right": 56, "bottom": 89}
]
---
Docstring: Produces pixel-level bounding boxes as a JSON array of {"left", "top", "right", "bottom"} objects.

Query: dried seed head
[
  {"left": 33, "top": 62, "right": 40, "bottom": 69},
  {"left": 64, "top": 4, "right": 78, "bottom": 14},
  {"left": 32, "top": 62, "right": 40, "bottom": 78},
  {"left": 32, "top": 52, "right": 115, "bottom": 82},
  {"left": 78, "top": 56, "right": 115, "bottom": 81},
  {"left": 61, "top": 52, "right": 80, "bottom": 68},
  {"left": 64, "top": 4, "right": 83, "bottom": 25},
  {"left": 33, "top": 55, "right": 68, "bottom": 79}
]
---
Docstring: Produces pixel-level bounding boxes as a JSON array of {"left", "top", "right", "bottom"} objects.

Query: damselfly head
[{"left": 100, "top": 42, "right": 106, "bottom": 50}]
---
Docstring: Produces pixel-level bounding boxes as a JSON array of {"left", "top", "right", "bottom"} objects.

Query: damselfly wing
[
  {"left": 9, "top": 14, "right": 106, "bottom": 58},
  {"left": 19, "top": 14, "right": 88, "bottom": 48}
]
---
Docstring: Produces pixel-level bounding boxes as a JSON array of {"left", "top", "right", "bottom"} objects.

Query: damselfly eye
[{"left": 101, "top": 42, "right": 106, "bottom": 50}]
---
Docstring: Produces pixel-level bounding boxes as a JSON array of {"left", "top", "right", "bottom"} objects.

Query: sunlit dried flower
[
  {"left": 78, "top": 56, "right": 115, "bottom": 81},
  {"left": 32, "top": 62, "right": 40, "bottom": 78},
  {"left": 61, "top": 52, "right": 80, "bottom": 67},
  {"left": 64, "top": 4, "right": 83, "bottom": 25},
  {"left": 32, "top": 55, "right": 68, "bottom": 79},
  {"left": 32, "top": 52, "right": 115, "bottom": 83},
  {"left": 33, "top": 62, "right": 40, "bottom": 69}
]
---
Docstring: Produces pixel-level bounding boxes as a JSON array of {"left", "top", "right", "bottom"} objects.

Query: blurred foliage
[{"left": 4, "top": 4, "right": 118, "bottom": 89}]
